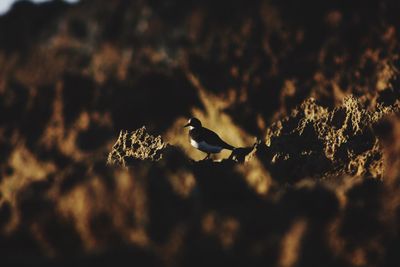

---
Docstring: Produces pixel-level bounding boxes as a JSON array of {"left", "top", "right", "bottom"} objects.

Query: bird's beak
[{"left": 184, "top": 123, "right": 190, "bottom": 128}]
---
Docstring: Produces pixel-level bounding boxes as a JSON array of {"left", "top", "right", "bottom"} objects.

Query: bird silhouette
[{"left": 184, "top": 117, "right": 235, "bottom": 160}]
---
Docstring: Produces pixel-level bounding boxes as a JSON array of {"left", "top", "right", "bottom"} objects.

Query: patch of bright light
[{"left": 0, "top": 0, "right": 80, "bottom": 16}]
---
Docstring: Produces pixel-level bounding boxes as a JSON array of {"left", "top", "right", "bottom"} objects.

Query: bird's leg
[{"left": 202, "top": 153, "right": 211, "bottom": 160}]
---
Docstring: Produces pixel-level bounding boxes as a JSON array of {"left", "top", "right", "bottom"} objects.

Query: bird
[{"left": 184, "top": 117, "right": 235, "bottom": 160}]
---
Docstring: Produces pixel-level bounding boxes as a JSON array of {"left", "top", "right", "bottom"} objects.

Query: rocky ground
[{"left": 1, "top": 0, "right": 400, "bottom": 266}]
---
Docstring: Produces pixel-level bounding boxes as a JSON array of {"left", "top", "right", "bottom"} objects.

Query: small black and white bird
[{"left": 184, "top": 117, "right": 235, "bottom": 160}]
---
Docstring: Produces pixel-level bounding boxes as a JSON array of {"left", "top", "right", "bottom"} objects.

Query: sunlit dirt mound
[
  {"left": 107, "top": 127, "right": 167, "bottom": 166},
  {"left": 1, "top": 0, "right": 400, "bottom": 266},
  {"left": 260, "top": 95, "right": 399, "bottom": 182}
]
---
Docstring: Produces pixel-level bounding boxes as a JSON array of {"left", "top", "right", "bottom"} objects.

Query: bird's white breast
[{"left": 190, "top": 139, "right": 222, "bottom": 153}]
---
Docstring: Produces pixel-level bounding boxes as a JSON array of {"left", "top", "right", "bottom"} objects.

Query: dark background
[{"left": 0, "top": 0, "right": 400, "bottom": 266}]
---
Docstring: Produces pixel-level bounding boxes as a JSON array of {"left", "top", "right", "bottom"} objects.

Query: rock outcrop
[
  {"left": 107, "top": 127, "right": 166, "bottom": 166},
  {"left": 108, "top": 96, "right": 398, "bottom": 185},
  {"left": 261, "top": 96, "right": 399, "bottom": 182}
]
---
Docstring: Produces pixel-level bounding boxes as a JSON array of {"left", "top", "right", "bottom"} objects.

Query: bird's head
[{"left": 184, "top": 117, "right": 202, "bottom": 129}]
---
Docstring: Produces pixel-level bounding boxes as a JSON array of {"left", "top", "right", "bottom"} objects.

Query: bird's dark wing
[
  {"left": 200, "top": 127, "right": 235, "bottom": 150},
  {"left": 189, "top": 128, "right": 203, "bottom": 142}
]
